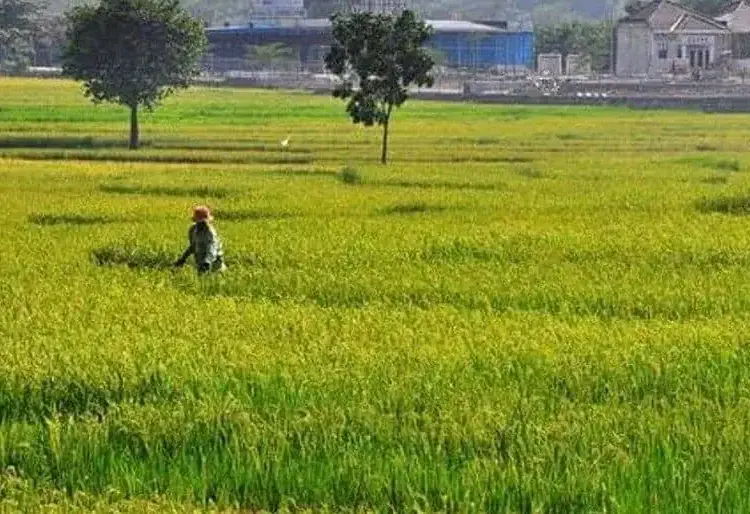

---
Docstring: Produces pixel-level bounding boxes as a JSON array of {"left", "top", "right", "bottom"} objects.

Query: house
[
  {"left": 615, "top": 0, "right": 731, "bottom": 77},
  {"left": 715, "top": 0, "right": 750, "bottom": 69}
]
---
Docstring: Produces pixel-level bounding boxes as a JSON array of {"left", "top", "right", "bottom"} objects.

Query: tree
[
  {"left": 63, "top": 0, "right": 207, "bottom": 149},
  {"left": 535, "top": 20, "right": 613, "bottom": 73},
  {"left": 682, "top": 0, "right": 726, "bottom": 16},
  {"left": 30, "top": 14, "right": 67, "bottom": 67},
  {"left": 325, "top": 9, "right": 434, "bottom": 164},
  {"left": 0, "top": 0, "right": 39, "bottom": 71},
  {"left": 624, "top": 0, "right": 725, "bottom": 16},
  {"left": 245, "top": 43, "right": 297, "bottom": 71}
]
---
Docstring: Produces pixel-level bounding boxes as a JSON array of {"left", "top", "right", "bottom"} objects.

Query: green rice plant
[
  {"left": 4, "top": 77, "right": 750, "bottom": 512},
  {"left": 696, "top": 194, "right": 750, "bottom": 215},
  {"left": 678, "top": 155, "right": 741, "bottom": 172},
  {"left": 92, "top": 245, "right": 175, "bottom": 269},
  {"left": 99, "top": 184, "right": 233, "bottom": 198},
  {"left": 700, "top": 174, "right": 730, "bottom": 185},
  {"left": 337, "top": 166, "right": 362, "bottom": 185},
  {"left": 212, "top": 209, "right": 297, "bottom": 221},
  {"left": 378, "top": 202, "right": 448, "bottom": 215},
  {"left": 28, "top": 213, "right": 127, "bottom": 226}
]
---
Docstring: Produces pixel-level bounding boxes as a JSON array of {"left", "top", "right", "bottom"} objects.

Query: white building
[{"left": 615, "top": 0, "right": 731, "bottom": 76}]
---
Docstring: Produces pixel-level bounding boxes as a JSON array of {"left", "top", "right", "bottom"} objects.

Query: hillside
[{"left": 40, "top": 0, "right": 630, "bottom": 25}]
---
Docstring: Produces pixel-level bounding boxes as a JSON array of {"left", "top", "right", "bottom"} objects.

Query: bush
[{"left": 338, "top": 166, "right": 362, "bottom": 185}]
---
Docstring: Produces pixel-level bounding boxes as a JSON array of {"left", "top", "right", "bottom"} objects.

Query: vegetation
[
  {"left": 626, "top": 0, "right": 727, "bottom": 17},
  {"left": 245, "top": 42, "right": 298, "bottom": 71},
  {"left": 34, "top": 0, "right": 633, "bottom": 29},
  {"left": 0, "top": 0, "right": 38, "bottom": 71},
  {"left": 535, "top": 20, "right": 613, "bottom": 73},
  {"left": 5, "top": 77, "right": 750, "bottom": 511},
  {"left": 325, "top": 9, "right": 434, "bottom": 164},
  {"left": 62, "top": 0, "right": 207, "bottom": 149}
]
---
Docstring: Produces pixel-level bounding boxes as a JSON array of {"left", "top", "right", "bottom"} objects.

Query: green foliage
[
  {"left": 7, "top": 77, "right": 750, "bottom": 511},
  {"left": 625, "top": 0, "right": 725, "bottom": 17},
  {"left": 62, "top": 0, "right": 207, "bottom": 148},
  {"left": 337, "top": 165, "right": 362, "bottom": 185},
  {"left": 325, "top": 9, "right": 434, "bottom": 164},
  {"left": 535, "top": 20, "right": 613, "bottom": 73},
  {"left": 684, "top": 0, "right": 729, "bottom": 16},
  {"left": 0, "top": 0, "right": 39, "bottom": 71},
  {"left": 245, "top": 42, "right": 297, "bottom": 70},
  {"left": 29, "top": 13, "right": 67, "bottom": 66}
]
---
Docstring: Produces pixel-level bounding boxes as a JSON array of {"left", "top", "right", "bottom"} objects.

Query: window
[
  {"left": 658, "top": 41, "right": 668, "bottom": 59},
  {"left": 677, "top": 46, "right": 683, "bottom": 59}
]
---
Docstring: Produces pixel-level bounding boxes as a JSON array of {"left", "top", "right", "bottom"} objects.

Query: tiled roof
[{"left": 620, "top": 0, "right": 729, "bottom": 31}]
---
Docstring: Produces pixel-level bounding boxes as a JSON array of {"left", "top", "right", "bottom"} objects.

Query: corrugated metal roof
[{"left": 426, "top": 20, "right": 504, "bottom": 33}]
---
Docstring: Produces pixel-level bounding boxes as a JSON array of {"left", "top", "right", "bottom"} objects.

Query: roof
[
  {"left": 620, "top": 0, "right": 730, "bottom": 31},
  {"left": 427, "top": 20, "right": 505, "bottom": 33},
  {"left": 715, "top": 0, "right": 750, "bottom": 31},
  {"left": 207, "top": 18, "right": 529, "bottom": 35}
]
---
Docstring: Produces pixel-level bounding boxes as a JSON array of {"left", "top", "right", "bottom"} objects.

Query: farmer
[{"left": 173, "top": 205, "right": 226, "bottom": 274}]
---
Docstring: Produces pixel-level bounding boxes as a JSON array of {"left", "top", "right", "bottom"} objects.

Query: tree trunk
[
  {"left": 381, "top": 104, "right": 394, "bottom": 165},
  {"left": 129, "top": 104, "right": 139, "bottom": 150},
  {"left": 380, "top": 119, "right": 389, "bottom": 165}
]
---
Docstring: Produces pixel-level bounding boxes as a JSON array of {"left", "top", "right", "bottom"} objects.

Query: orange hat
[{"left": 192, "top": 205, "right": 213, "bottom": 222}]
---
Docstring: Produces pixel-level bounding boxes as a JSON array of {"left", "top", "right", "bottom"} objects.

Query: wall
[
  {"left": 207, "top": 27, "right": 535, "bottom": 71},
  {"left": 615, "top": 22, "right": 651, "bottom": 76},
  {"left": 427, "top": 32, "right": 534, "bottom": 69}
]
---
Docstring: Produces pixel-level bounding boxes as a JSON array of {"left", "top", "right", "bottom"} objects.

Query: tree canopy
[
  {"left": 63, "top": 0, "right": 207, "bottom": 149},
  {"left": 535, "top": 20, "right": 613, "bottom": 73},
  {"left": 325, "top": 9, "right": 434, "bottom": 164},
  {"left": 0, "top": 0, "right": 39, "bottom": 71}
]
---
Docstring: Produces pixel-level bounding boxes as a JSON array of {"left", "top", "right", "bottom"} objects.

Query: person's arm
[{"left": 173, "top": 228, "right": 195, "bottom": 267}]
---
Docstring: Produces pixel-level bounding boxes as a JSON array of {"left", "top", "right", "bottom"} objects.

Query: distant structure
[
  {"left": 715, "top": 0, "right": 750, "bottom": 71},
  {"left": 614, "top": 0, "right": 731, "bottom": 77},
  {"left": 251, "top": 0, "right": 304, "bottom": 18},
  {"left": 206, "top": 0, "right": 535, "bottom": 73},
  {"left": 342, "top": 0, "right": 411, "bottom": 13},
  {"left": 537, "top": 53, "right": 563, "bottom": 76}
]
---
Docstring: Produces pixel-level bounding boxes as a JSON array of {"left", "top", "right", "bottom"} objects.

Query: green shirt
[{"left": 177, "top": 221, "right": 224, "bottom": 272}]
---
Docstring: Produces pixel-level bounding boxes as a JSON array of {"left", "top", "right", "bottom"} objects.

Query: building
[
  {"left": 614, "top": 0, "right": 731, "bottom": 77},
  {"left": 715, "top": 0, "right": 750, "bottom": 69},
  {"left": 343, "top": 0, "right": 410, "bottom": 13},
  {"left": 206, "top": 18, "right": 534, "bottom": 72}
]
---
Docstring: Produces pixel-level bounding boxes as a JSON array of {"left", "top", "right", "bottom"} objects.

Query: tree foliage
[
  {"left": 536, "top": 20, "right": 613, "bottom": 73},
  {"left": 245, "top": 42, "right": 297, "bottom": 70},
  {"left": 325, "top": 9, "right": 434, "bottom": 164},
  {"left": 62, "top": 0, "right": 207, "bottom": 149},
  {"left": 0, "top": 0, "right": 39, "bottom": 71},
  {"left": 625, "top": 0, "right": 726, "bottom": 17},
  {"left": 30, "top": 13, "right": 66, "bottom": 66}
]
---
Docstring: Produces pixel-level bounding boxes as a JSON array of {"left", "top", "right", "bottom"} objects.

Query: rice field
[{"left": 3, "top": 77, "right": 750, "bottom": 512}]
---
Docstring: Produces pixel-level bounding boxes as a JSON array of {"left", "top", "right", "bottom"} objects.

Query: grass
[
  {"left": 378, "top": 202, "right": 449, "bottom": 215},
  {"left": 3, "top": 77, "right": 750, "bottom": 512},
  {"left": 99, "top": 184, "right": 234, "bottom": 198},
  {"left": 28, "top": 213, "right": 128, "bottom": 226}
]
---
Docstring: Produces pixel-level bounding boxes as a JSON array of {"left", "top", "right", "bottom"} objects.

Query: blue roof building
[{"left": 205, "top": 18, "right": 534, "bottom": 70}]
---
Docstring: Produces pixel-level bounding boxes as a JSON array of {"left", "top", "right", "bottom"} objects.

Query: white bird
[{"left": 280, "top": 137, "right": 290, "bottom": 148}]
